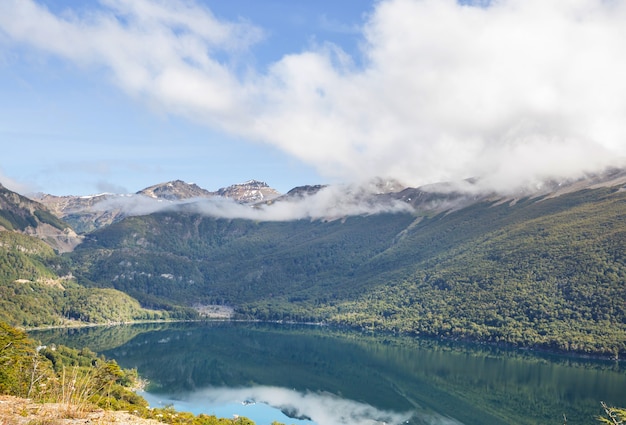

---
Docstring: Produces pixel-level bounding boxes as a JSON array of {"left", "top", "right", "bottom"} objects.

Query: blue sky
[
  {"left": 1, "top": 0, "right": 626, "bottom": 196},
  {"left": 0, "top": 0, "right": 372, "bottom": 195}
]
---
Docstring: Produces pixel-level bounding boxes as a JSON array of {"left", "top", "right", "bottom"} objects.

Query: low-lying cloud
[
  {"left": 91, "top": 184, "right": 413, "bottom": 221},
  {"left": 2, "top": 0, "right": 626, "bottom": 193}
]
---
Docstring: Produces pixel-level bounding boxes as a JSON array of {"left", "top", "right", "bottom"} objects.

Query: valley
[{"left": 1, "top": 172, "right": 626, "bottom": 358}]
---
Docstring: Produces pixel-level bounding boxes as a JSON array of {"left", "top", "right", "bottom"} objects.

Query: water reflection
[
  {"left": 143, "top": 386, "right": 420, "bottom": 425},
  {"left": 31, "top": 322, "right": 626, "bottom": 425}
]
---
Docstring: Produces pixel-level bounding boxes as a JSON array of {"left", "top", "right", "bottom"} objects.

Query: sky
[{"left": 1, "top": 0, "right": 626, "bottom": 196}]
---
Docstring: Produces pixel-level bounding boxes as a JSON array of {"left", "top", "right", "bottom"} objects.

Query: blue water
[
  {"left": 31, "top": 322, "right": 626, "bottom": 425},
  {"left": 140, "top": 390, "right": 315, "bottom": 425}
]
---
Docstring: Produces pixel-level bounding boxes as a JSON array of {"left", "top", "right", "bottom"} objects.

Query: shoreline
[
  {"left": 22, "top": 318, "right": 199, "bottom": 332},
  {"left": 23, "top": 316, "right": 623, "bottom": 363}
]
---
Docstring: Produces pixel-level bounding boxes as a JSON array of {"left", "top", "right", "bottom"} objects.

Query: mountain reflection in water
[{"left": 32, "top": 322, "right": 626, "bottom": 425}]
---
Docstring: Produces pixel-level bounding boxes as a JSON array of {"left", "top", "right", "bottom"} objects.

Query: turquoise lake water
[{"left": 31, "top": 322, "right": 626, "bottom": 425}]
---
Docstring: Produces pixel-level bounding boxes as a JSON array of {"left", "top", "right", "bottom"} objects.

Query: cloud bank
[
  {"left": 2, "top": 0, "right": 626, "bottom": 193},
  {"left": 91, "top": 183, "right": 413, "bottom": 221}
]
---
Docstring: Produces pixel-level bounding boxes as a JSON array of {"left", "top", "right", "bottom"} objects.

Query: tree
[{"left": 0, "top": 322, "right": 34, "bottom": 395}]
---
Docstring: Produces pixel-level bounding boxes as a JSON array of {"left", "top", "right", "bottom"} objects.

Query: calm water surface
[{"left": 31, "top": 322, "right": 626, "bottom": 425}]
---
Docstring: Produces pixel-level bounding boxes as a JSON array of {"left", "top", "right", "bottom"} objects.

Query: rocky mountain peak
[
  {"left": 136, "top": 180, "right": 214, "bottom": 201},
  {"left": 284, "top": 185, "right": 327, "bottom": 198},
  {"left": 216, "top": 180, "right": 280, "bottom": 203}
]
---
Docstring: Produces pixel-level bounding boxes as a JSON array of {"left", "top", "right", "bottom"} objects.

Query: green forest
[
  {"left": 64, "top": 185, "right": 626, "bottom": 357},
  {"left": 1, "top": 181, "right": 626, "bottom": 356},
  {"left": 1, "top": 180, "right": 626, "bottom": 423},
  {"left": 0, "top": 231, "right": 196, "bottom": 327}
]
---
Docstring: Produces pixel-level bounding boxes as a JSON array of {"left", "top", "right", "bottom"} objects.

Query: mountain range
[
  {"left": 2, "top": 171, "right": 626, "bottom": 357},
  {"left": 31, "top": 179, "right": 280, "bottom": 233}
]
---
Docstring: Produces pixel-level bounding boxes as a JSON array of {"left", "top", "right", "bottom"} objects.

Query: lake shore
[{"left": 24, "top": 314, "right": 623, "bottom": 364}]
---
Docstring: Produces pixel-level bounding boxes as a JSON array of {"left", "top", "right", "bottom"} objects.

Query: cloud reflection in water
[{"left": 145, "top": 385, "right": 464, "bottom": 425}]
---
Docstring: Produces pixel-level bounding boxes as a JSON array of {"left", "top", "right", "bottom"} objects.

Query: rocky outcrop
[
  {"left": 0, "top": 184, "right": 81, "bottom": 252},
  {"left": 216, "top": 180, "right": 280, "bottom": 203},
  {"left": 136, "top": 180, "right": 214, "bottom": 200}
]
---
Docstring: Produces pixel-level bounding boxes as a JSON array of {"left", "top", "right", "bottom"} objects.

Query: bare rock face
[
  {"left": 138, "top": 179, "right": 282, "bottom": 203},
  {"left": 0, "top": 184, "right": 81, "bottom": 252},
  {"left": 32, "top": 193, "right": 127, "bottom": 235},
  {"left": 31, "top": 180, "right": 283, "bottom": 234},
  {"left": 136, "top": 180, "right": 214, "bottom": 200},
  {"left": 216, "top": 180, "right": 280, "bottom": 203},
  {"left": 34, "top": 181, "right": 215, "bottom": 234},
  {"left": 284, "top": 184, "right": 328, "bottom": 198},
  {"left": 32, "top": 193, "right": 110, "bottom": 216},
  {"left": 24, "top": 223, "right": 83, "bottom": 254}
]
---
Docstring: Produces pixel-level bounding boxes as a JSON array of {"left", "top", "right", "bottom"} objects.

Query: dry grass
[
  {"left": 55, "top": 366, "right": 97, "bottom": 419},
  {"left": 0, "top": 395, "right": 160, "bottom": 425}
]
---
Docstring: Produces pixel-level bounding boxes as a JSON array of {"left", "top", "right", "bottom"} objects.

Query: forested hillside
[
  {"left": 323, "top": 187, "right": 626, "bottom": 356},
  {"left": 0, "top": 231, "right": 193, "bottom": 327},
  {"left": 68, "top": 184, "right": 626, "bottom": 356},
  {"left": 69, "top": 212, "right": 416, "bottom": 306}
]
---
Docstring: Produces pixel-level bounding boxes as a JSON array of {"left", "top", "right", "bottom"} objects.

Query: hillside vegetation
[
  {"left": 0, "top": 321, "right": 266, "bottom": 425},
  {"left": 0, "top": 231, "right": 195, "bottom": 327},
  {"left": 324, "top": 188, "right": 626, "bottom": 356},
  {"left": 68, "top": 185, "right": 626, "bottom": 356}
]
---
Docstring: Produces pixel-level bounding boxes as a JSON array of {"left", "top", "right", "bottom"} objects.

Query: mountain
[
  {"left": 66, "top": 171, "right": 626, "bottom": 357},
  {"left": 280, "top": 184, "right": 327, "bottom": 199},
  {"left": 32, "top": 192, "right": 128, "bottom": 235},
  {"left": 137, "top": 180, "right": 214, "bottom": 200},
  {"left": 6, "top": 171, "right": 626, "bottom": 356},
  {"left": 0, "top": 183, "right": 80, "bottom": 253},
  {"left": 139, "top": 179, "right": 281, "bottom": 203},
  {"left": 0, "top": 183, "right": 198, "bottom": 327},
  {"left": 33, "top": 180, "right": 282, "bottom": 234},
  {"left": 0, "top": 226, "right": 191, "bottom": 328},
  {"left": 267, "top": 178, "right": 405, "bottom": 205},
  {"left": 215, "top": 179, "right": 280, "bottom": 203},
  {"left": 387, "top": 167, "right": 626, "bottom": 214}
]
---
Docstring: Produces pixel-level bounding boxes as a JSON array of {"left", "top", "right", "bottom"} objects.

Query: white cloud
[
  {"left": 1, "top": 0, "right": 626, "bottom": 193},
  {"left": 91, "top": 183, "right": 412, "bottom": 221}
]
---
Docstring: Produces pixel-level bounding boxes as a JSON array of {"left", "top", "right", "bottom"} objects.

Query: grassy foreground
[{"left": 0, "top": 321, "right": 283, "bottom": 425}]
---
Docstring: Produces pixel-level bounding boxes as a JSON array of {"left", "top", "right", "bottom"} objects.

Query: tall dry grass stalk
[{"left": 56, "top": 366, "right": 98, "bottom": 418}]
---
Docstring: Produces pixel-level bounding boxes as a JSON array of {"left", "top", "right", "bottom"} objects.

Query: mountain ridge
[
  {"left": 63, "top": 172, "right": 626, "bottom": 356},
  {"left": 31, "top": 179, "right": 282, "bottom": 234},
  {"left": 0, "top": 183, "right": 81, "bottom": 253},
  {"left": 3, "top": 171, "right": 626, "bottom": 355},
  {"left": 29, "top": 168, "right": 626, "bottom": 225},
  {"left": 137, "top": 179, "right": 214, "bottom": 200}
]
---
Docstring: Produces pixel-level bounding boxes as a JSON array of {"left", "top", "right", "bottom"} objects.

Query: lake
[{"left": 31, "top": 322, "right": 626, "bottom": 425}]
